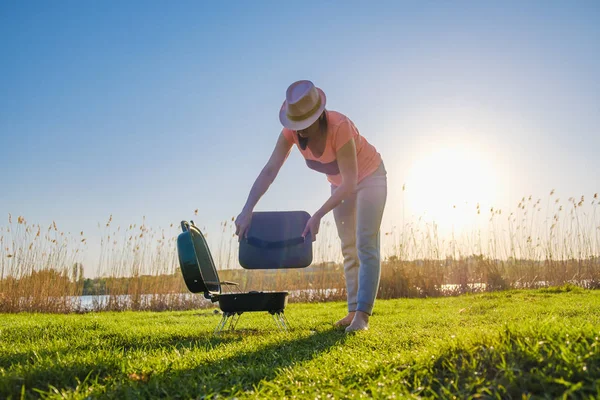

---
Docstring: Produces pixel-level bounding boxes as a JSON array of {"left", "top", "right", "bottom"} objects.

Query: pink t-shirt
[{"left": 282, "top": 110, "right": 382, "bottom": 187}]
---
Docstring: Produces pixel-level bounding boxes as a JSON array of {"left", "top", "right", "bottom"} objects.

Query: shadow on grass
[
  {"left": 100, "top": 326, "right": 348, "bottom": 399},
  {"left": 0, "top": 359, "right": 124, "bottom": 400},
  {"left": 1, "top": 329, "right": 245, "bottom": 399},
  {"left": 1, "top": 323, "right": 347, "bottom": 399},
  {"left": 0, "top": 330, "right": 245, "bottom": 370}
]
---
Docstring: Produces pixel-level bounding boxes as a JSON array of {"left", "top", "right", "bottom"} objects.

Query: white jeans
[{"left": 331, "top": 162, "right": 387, "bottom": 315}]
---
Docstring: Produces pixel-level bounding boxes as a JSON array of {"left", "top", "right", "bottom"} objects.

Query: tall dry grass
[
  {"left": 379, "top": 190, "right": 600, "bottom": 297},
  {"left": 1, "top": 191, "right": 599, "bottom": 313},
  {"left": 93, "top": 215, "right": 198, "bottom": 311},
  {"left": 0, "top": 216, "right": 86, "bottom": 312}
]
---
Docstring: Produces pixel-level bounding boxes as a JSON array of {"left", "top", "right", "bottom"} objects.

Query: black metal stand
[
  {"left": 270, "top": 310, "right": 290, "bottom": 331},
  {"left": 214, "top": 310, "right": 290, "bottom": 334},
  {"left": 214, "top": 312, "right": 243, "bottom": 334}
]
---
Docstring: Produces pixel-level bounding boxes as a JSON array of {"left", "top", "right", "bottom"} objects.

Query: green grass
[{"left": 1, "top": 287, "right": 600, "bottom": 399}]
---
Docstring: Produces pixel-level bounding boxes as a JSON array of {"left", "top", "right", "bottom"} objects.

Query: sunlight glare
[{"left": 404, "top": 146, "right": 498, "bottom": 233}]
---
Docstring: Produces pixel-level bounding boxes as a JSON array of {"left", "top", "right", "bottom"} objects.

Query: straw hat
[{"left": 279, "top": 80, "right": 327, "bottom": 131}]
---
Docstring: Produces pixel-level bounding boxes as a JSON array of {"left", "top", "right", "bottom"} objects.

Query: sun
[{"left": 403, "top": 145, "right": 498, "bottom": 233}]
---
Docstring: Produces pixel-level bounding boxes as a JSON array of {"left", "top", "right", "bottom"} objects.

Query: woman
[{"left": 235, "top": 80, "right": 387, "bottom": 332}]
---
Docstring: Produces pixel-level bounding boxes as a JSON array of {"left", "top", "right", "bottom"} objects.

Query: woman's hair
[
  {"left": 298, "top": 110, "right": 328, "bottom": 150},
  {"left": 319, "top": 109, "right": 328, "bottom": 133}
]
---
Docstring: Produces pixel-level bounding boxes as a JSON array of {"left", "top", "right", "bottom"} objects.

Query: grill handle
[{"left": 245, "top": 235, "right": 308, "bottom": 249}]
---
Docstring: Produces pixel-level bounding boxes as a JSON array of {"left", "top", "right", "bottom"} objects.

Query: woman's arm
[
  {"left": 302, "top": 138, "right": 358, "bottom": 239},
  {"left": 236, "top": 132, "right": 293, "bottom": 238}
]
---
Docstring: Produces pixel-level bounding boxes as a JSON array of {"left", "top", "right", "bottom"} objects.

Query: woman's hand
[
  {"left": 302, "top": 213, "right": 322, "bottom": 242},
  {"left": 234, "top": 210, "right": 253, "bottom": 241}
]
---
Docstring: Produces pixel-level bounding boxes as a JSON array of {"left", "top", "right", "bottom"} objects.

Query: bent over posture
[{"left": 235, "top": 80, "right": 387, "bottom": 332}]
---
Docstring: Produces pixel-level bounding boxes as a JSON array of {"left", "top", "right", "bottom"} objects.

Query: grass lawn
[{"left": 1, "top": 286, "right": 600, "bottom": 399}]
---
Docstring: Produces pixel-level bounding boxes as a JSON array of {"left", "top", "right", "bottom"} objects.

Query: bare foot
[
  {"left": 345, "top": 311, "right": 369, "bottom": 332},
  {"left": 334, "top": 312, "right": 355, "bottom": 327}
]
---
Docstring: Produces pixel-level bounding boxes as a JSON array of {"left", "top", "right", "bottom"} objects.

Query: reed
[
  {"left": 0, "top": 216, "right": 85, "bottom": 312},
  {"left": 94, "top": 215, "right": 199, "bottom": 311},
  {"left": 1, "top": 191, "right": 598, "bottom": 313}
]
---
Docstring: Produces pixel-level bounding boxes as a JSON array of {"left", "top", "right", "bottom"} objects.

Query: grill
[{"left": 177, "top": 211, "right": 312, "bottom": 333}]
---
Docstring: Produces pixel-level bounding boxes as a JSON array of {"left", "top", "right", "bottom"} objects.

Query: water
[
  {"left": 69, "top": 289, "right": 344, "bottom": 311},
  {"left": 70, "top": 293, "right": 209, "bottom": 311},
  {"left": 38, "top": 279, "right": 596, "bottom": 312},
  {"left": 68, "top": 284, "right": 480, "bottom": 311}
]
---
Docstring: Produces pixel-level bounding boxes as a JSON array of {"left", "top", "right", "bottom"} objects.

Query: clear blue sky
[{"left": 1, "top": 1, "right": 599, "bottom": 275}]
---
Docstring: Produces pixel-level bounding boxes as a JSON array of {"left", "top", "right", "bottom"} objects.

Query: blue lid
[{"left": 239, "top": 211, "right": 313, "bottom": 269}]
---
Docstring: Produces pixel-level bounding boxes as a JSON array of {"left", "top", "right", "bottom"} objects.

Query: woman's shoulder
[
  {"left": 281, "top": 127, "right": 297, "bottom": 144},
  {"left": 327, "top": 110, "right": 359, "bottom": 139},
  {"left": 326, "top": 110, "right": 351, "bottom": 127}
]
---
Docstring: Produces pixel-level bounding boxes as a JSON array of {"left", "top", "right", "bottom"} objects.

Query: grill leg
[
  {"left": 271, "top": 313, "right": 282, "bottom": 330},
  {"left": 280, "top": 312, "right": 291, "bottom": 331},
  {"left": 214, "top": 312, "right": 230, "bottom": 335},
  {"left": 271, "top": 311, "right": 290, "bottom": 332},
  {"left": 214, "top": 312, "right": 243, "bottom": 334},
  {"left": 229, "top": 312, "right": 242, "bottom": 331}
]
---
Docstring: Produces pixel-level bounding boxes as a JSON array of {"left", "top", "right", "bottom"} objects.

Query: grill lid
[
  {"left": 239, "top": 211, "right": 313, "bottom": 269},
  {"left": 177, "top": 221, "right": 221, "bottom": 298}
]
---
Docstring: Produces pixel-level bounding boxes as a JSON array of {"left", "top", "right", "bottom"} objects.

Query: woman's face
[{"left": 297, "top": 117, "right": 321, "bottom": 138}]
